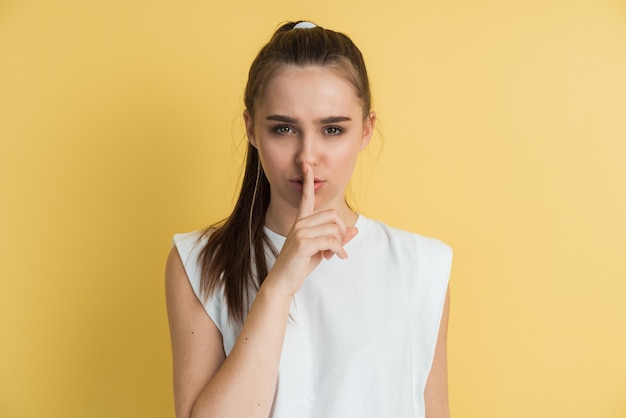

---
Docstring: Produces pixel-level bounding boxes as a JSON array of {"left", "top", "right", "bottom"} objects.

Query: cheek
[
  {"left": 258, "top": 148, "right": 288, "bottom": 176},
  {"left": 331, "top": 144, "right": 360, "bottom": 166}
]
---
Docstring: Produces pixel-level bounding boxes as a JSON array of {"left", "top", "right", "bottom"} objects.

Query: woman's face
[{"left": 245, "top": 65, "right": 375, "bottom": 222}]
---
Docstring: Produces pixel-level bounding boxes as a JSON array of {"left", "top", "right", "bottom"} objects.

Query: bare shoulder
[
  {"left": 165, "top": 245, "right": 222, "bottom": 349},
  {"left": 165, "top": 245, "right": 226, "bottom": 418},
  {"left": 424, "top": 287, "right": 451, "bottom": 418},
  {"left": 165, "top": 246, "right": 188, "bottom": 287},
  {"left": 165, "top": 246, "right": 198, "bottom": 304},
  {"left": 166, "top": 246, "right": 186, "bottom": 282}
]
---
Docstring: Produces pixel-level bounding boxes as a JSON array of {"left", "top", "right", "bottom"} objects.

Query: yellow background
[{"left": 1, "top": 0, "right": 625, "bottom": 417}]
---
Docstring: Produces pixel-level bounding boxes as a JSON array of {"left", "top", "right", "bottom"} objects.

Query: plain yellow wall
[{"left": 1, "top": 1, "right": 625, "bottom": 417}]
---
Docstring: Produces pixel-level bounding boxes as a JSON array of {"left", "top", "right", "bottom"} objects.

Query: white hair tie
[{"left": 293, "top": 21, "right": 316, "bottom": 29}]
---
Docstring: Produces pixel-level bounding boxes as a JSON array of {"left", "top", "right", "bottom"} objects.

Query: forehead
[{"left": 257, "top": 65, "right": 363, "bottom": 118}]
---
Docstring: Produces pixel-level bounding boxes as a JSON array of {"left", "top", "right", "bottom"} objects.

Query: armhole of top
[
  {"left": 172, "top": 231, "right": 224, "bottom": 334},
  {"left": 414, "top": 236, "right": 453, "bottom": 379}
]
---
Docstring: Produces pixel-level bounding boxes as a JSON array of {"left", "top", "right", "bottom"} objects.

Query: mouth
[
  {"left": 291, "top": 176, "right": 323, "bottom": 183},
  {"left": 290, "top": 177, "right": 325, "bottom": 191}
]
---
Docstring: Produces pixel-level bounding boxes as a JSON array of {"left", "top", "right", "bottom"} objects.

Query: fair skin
[{"left": 166, "top": 65, "right": 451, "bottom": 418}]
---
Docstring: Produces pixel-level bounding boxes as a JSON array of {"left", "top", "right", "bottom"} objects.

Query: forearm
[{"left": 190, "top": 280, "right": 292, "bottom": 418}]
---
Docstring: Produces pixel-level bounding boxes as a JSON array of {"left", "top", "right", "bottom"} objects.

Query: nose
[{"left": 295, "top": 134, "right": 317, "bottom": 169}]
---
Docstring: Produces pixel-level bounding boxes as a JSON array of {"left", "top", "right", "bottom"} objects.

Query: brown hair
[{"left": 198, "top": 21, "right": 372, "bottom": 324}]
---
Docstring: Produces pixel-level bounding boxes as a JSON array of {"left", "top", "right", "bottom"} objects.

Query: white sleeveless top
[{"left": 174, "top": 215, "right": 452, "bottom": 418}]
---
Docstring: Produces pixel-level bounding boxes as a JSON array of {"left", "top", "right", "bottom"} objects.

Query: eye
[
  {"left": 323, "top": 126, "right": 344, "bottom": 136},
  {"left": 272, "top": 125, "right": 295, "bottom": 135}
]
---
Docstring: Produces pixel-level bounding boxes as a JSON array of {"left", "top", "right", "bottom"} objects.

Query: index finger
[{"left": 297, "top": 162, "right": 315, "bottom": 218}]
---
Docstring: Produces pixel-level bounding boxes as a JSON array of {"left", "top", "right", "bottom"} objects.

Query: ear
[
  {"left": 360, "top": 111, "right": 377, "bottom": 150},
  {"left": 244, "top": 110, "right": 257, "bottom": 148}
]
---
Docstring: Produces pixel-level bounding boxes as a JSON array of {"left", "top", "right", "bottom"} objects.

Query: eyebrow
[{"left": 265, "top": 115, "right": 352, "bottom": 124}]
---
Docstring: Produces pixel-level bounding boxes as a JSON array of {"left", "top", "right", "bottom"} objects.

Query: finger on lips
[
  {"left": 298, "top": 162, "right": 315, "bottom": 218},
  {"left": 295, "top": 162, "right": 352, "bottom": 260}
]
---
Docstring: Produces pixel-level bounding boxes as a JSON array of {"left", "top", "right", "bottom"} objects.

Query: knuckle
[
  {"left": 293, "top": 229, "right": 307, "bottom": 241},
  {"left": 327, "top": 235, "right": 340, "bottom": 247}
]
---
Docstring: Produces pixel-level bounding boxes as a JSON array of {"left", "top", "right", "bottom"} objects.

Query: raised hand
[{"left": 265, "top": 162, "right": 358, "bottom": 297}]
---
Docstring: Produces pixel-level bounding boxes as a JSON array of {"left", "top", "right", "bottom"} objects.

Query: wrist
[{"left": 258, "top": 274, "right": 295, "bottom": 305}]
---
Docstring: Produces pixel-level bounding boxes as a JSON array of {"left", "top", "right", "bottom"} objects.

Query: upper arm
[
  {"left": 424, "top": 286, "right": 451, "bottom": 418},
  {"left": 165, "top": 247, "right": 226, "bottom": 418}
]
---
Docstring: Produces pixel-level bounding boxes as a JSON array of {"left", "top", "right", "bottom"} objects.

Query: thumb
[{"left": 342, "top": 226, "right": 359, "bottom": 246}]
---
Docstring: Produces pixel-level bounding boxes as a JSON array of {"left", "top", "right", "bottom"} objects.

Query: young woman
[{"left": 166, "top": 21, "right": 453, "bottom": 418}]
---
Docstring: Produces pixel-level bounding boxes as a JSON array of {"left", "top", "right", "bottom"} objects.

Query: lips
[{"left": 290, "top": 177, "right": 325, "bottom": 192}]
